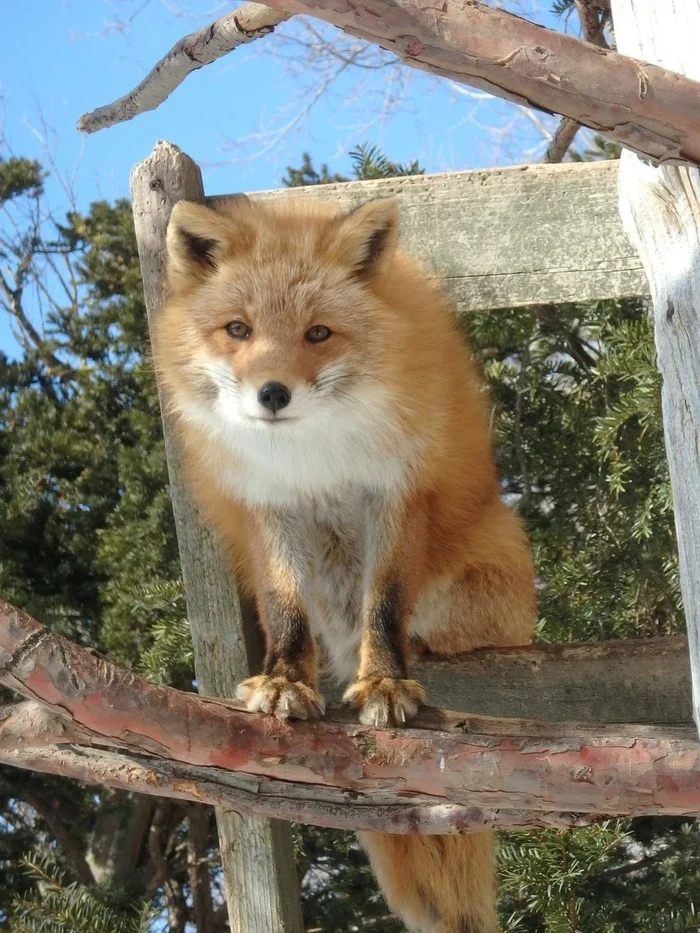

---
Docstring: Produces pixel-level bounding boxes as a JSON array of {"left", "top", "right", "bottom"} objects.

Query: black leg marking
[
  {"left": 366, "top": 580, "right": 406, "bottom": 678},
  {"left": 262, "top": 592, "right": 313, "bottom": 680}
]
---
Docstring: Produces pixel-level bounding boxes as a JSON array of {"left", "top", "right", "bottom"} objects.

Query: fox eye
[
  {"left": 226, "top": 320, "right": 252, "bottom": 340},
  {"left": 305, "top": 325, "right": 332, "bottom": 344}
]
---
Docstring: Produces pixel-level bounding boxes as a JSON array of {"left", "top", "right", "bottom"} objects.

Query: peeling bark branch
[
  {"left": 2, "top": 597, "right": 700, "bottom": 829},
  {"left": 77, "top": 4, "right": 290, "bottom": 134},
  {"left": 80, "top": 0, "right": 700, "bottom": 166},
  {"left": 0, "top": 738, "right": 601, "bottom": 834}
]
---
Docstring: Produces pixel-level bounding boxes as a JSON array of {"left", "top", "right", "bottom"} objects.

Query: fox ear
[
  {"left": 166, "top": 200, "right": 252, "bottom": 282},
  {"left": 329, "top": 198, "right": 399, "bottom": 279}
]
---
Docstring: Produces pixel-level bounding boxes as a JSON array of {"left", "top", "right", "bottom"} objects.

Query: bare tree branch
[
  {"left": 544, "top": 117, "right": 582, "bottom": 162},
  {"left": 77, "top": 4, "right": 290, "bottom": 134},
  {"left": 22, "top": 785, "right": 96, "bottom": 888},
  {"left": 575, "top": 0, "right": 609, "bottom": 48},
  {"left": 2, "top": 597, "right": 700, "bottom": 831},
  {"left": 79, "top": 0, "right": 700, "bottom": 166}
]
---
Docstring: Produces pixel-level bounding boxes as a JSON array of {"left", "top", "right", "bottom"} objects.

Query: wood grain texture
[
  {"left": 208, "top": 161, "right": 649, "bottom": 311},
  {"left": 321, "top": 636, "right": 692, "bottom": 724},
  {"left": 2, "top": 599, "right": 700, "bottom": 827},
  {"left": 129, "top": 140, "right": 303, "bottom": 933},
  {"left": 612, "top": 0, "right": 700, "bottom": 739}
]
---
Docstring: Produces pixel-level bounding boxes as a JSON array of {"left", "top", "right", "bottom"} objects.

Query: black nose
[{"left": 258, "top": 381, "right": 291, "bottom": 414}]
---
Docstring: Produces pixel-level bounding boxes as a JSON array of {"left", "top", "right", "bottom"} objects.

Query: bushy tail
[{"left": 359, "top": 831, "right": 499, "bottom": 933}]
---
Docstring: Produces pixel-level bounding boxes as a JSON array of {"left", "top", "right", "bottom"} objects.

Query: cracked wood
[{"left": 611, "top": 0, "right": 700, "bottom": 740}]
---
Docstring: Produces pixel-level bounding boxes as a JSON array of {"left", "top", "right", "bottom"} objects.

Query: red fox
[{"left": 155, "top": 194, "right": 536, "bottom": 933}]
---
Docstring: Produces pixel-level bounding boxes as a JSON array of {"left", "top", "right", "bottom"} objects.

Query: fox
[{"left": 154, "top": 193, "right": 536, "bottom": 933}]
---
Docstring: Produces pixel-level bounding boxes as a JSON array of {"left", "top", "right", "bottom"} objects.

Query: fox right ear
[{"left": 166, "top": 201, "right": 251, "bottom": 281}]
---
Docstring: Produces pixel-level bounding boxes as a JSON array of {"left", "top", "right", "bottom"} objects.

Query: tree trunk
[{"left": 611, "top": 0, "right": 700, "bottom": 737}]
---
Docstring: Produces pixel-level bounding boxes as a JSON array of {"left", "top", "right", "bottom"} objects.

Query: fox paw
[
  {"left": 236, "top": 675, "right": 325, "bottom": 722},
  {"left": 343, "top": 677, "right": 425, "bottom": 728}
]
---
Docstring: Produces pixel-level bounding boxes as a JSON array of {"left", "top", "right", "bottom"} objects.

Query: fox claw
[
  {"left": 237, "top": 674, "right": 325, "bottom": 722},
  {"left": 343, "top": 677, "right": 425, "bottom": 728}
]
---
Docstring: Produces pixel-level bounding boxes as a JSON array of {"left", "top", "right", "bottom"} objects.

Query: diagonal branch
[
  {"left": 575, "top": 0, "right": 609, "bottom": 49},
  {"left": 2, "top": 596, "right": 700, "bottom": 832},
  {"left": 22, "top": 786, "right": 97, "bottom": 888},
  {"left": 79, "top": 0, "right": 700, "bottom": 166},
  {"left": 543, "top": 0, "right": 611, "bottom": 163},
  {"left": 544, "top": 118, "right": 582, "bottom": 163},
  {"left": 77, "top": 4, "right": 290, "bottom": 134}
]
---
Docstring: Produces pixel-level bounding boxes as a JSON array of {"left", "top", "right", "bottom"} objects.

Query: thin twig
[{"left": 77, "top": 4, "right": 291, "bottom": 134}]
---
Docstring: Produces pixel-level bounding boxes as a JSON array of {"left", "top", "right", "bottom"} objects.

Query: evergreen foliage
[{"left": 0, "top": 139, "right": 697, "bottom": 932}]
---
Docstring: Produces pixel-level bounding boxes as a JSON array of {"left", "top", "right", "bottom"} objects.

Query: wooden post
[
  {"left": 611, "top": 0, "right": 700, "bottom": 736},
  {"left": 130, "top": 140, "right": 304, "bottom": 933}
]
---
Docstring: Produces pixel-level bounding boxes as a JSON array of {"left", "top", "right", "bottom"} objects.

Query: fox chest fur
[{"left": 298, "top": 491, "right": 371, "bottom": 685}]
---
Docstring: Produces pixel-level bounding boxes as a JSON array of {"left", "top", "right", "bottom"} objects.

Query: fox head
[
  {"left": 157, "top": 196, "right": 414, "bottom": 470},
  {"left": 155, "top": 196, "right": 477, "bottom": 502},
  {"left": 160, "top": 194, "right": 400, "bottom": 421}
]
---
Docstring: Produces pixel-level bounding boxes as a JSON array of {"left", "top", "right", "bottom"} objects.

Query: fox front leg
[
  {"left": 236, "top": 509, "right": 324, "bottom": 721},
  {"left": 343, "top": 496, "right": 426, "bottom": 728}
]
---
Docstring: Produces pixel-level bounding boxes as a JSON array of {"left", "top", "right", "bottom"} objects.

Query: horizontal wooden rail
[
  {"left": 1, "top": 597, "right": 698, "bottom": 832},
  {"left": 403, "top": 636, "right": 690, "bottom": 724},
  {"left": 207, "top": 161, "right": 650, "bottom": 311}
]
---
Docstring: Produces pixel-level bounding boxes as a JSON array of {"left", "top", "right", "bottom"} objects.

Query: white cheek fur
[{"left": 175, "top": 358, "right": 418, "bottom": 508}]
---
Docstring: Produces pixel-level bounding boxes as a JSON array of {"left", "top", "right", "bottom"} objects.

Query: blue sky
[{"left": 1, "top": 0, "right": 565, "bottom": 357}]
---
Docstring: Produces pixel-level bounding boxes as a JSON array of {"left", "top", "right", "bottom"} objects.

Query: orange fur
[{"left": 154, "top": 195, "right": 536, "bottom": 933}]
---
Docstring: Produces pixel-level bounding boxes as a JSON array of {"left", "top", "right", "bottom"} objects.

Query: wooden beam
[
  {"left": 208, "top": 161, "right": 649, "bottom": 311},
  {"left": 322, "top": 636, "right": 692, "bottom": 724},
  {"left": 2, "top": 601, "right": 700, "bottom": 829},
  {"left": 129, "top": 140, "right": 304, "bottom": 933},
  {"left": 611, "top": 0, "right": 700, "bottom": 739}
]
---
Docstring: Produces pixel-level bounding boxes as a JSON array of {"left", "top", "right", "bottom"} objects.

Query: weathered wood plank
[
  {"left": 130, "top": 140, "right": 304, "bottom": 933},
  {"left": 207, "top": 160, "right": 649, "bottom": 311},
  {"left": 612, "top": 0, "right": 700, "bottom": 739},
  {"left": 416, "top": 636, "right": 691, "bottom": 724},
  {"left": 321, "top": 636, "right": 692, "bottom": 724}
]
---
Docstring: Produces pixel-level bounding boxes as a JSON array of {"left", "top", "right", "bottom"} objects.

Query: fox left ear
[
  {"left": 329, "top": 198, "right": 399, "bottom": 279},
  {"left": 166, "top": 200, "right": 254, "bottom": 285}
]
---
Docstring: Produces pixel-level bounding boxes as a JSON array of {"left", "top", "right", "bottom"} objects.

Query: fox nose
[{"left": 258, "top": 381, "right": 291, "bottom": 414}]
